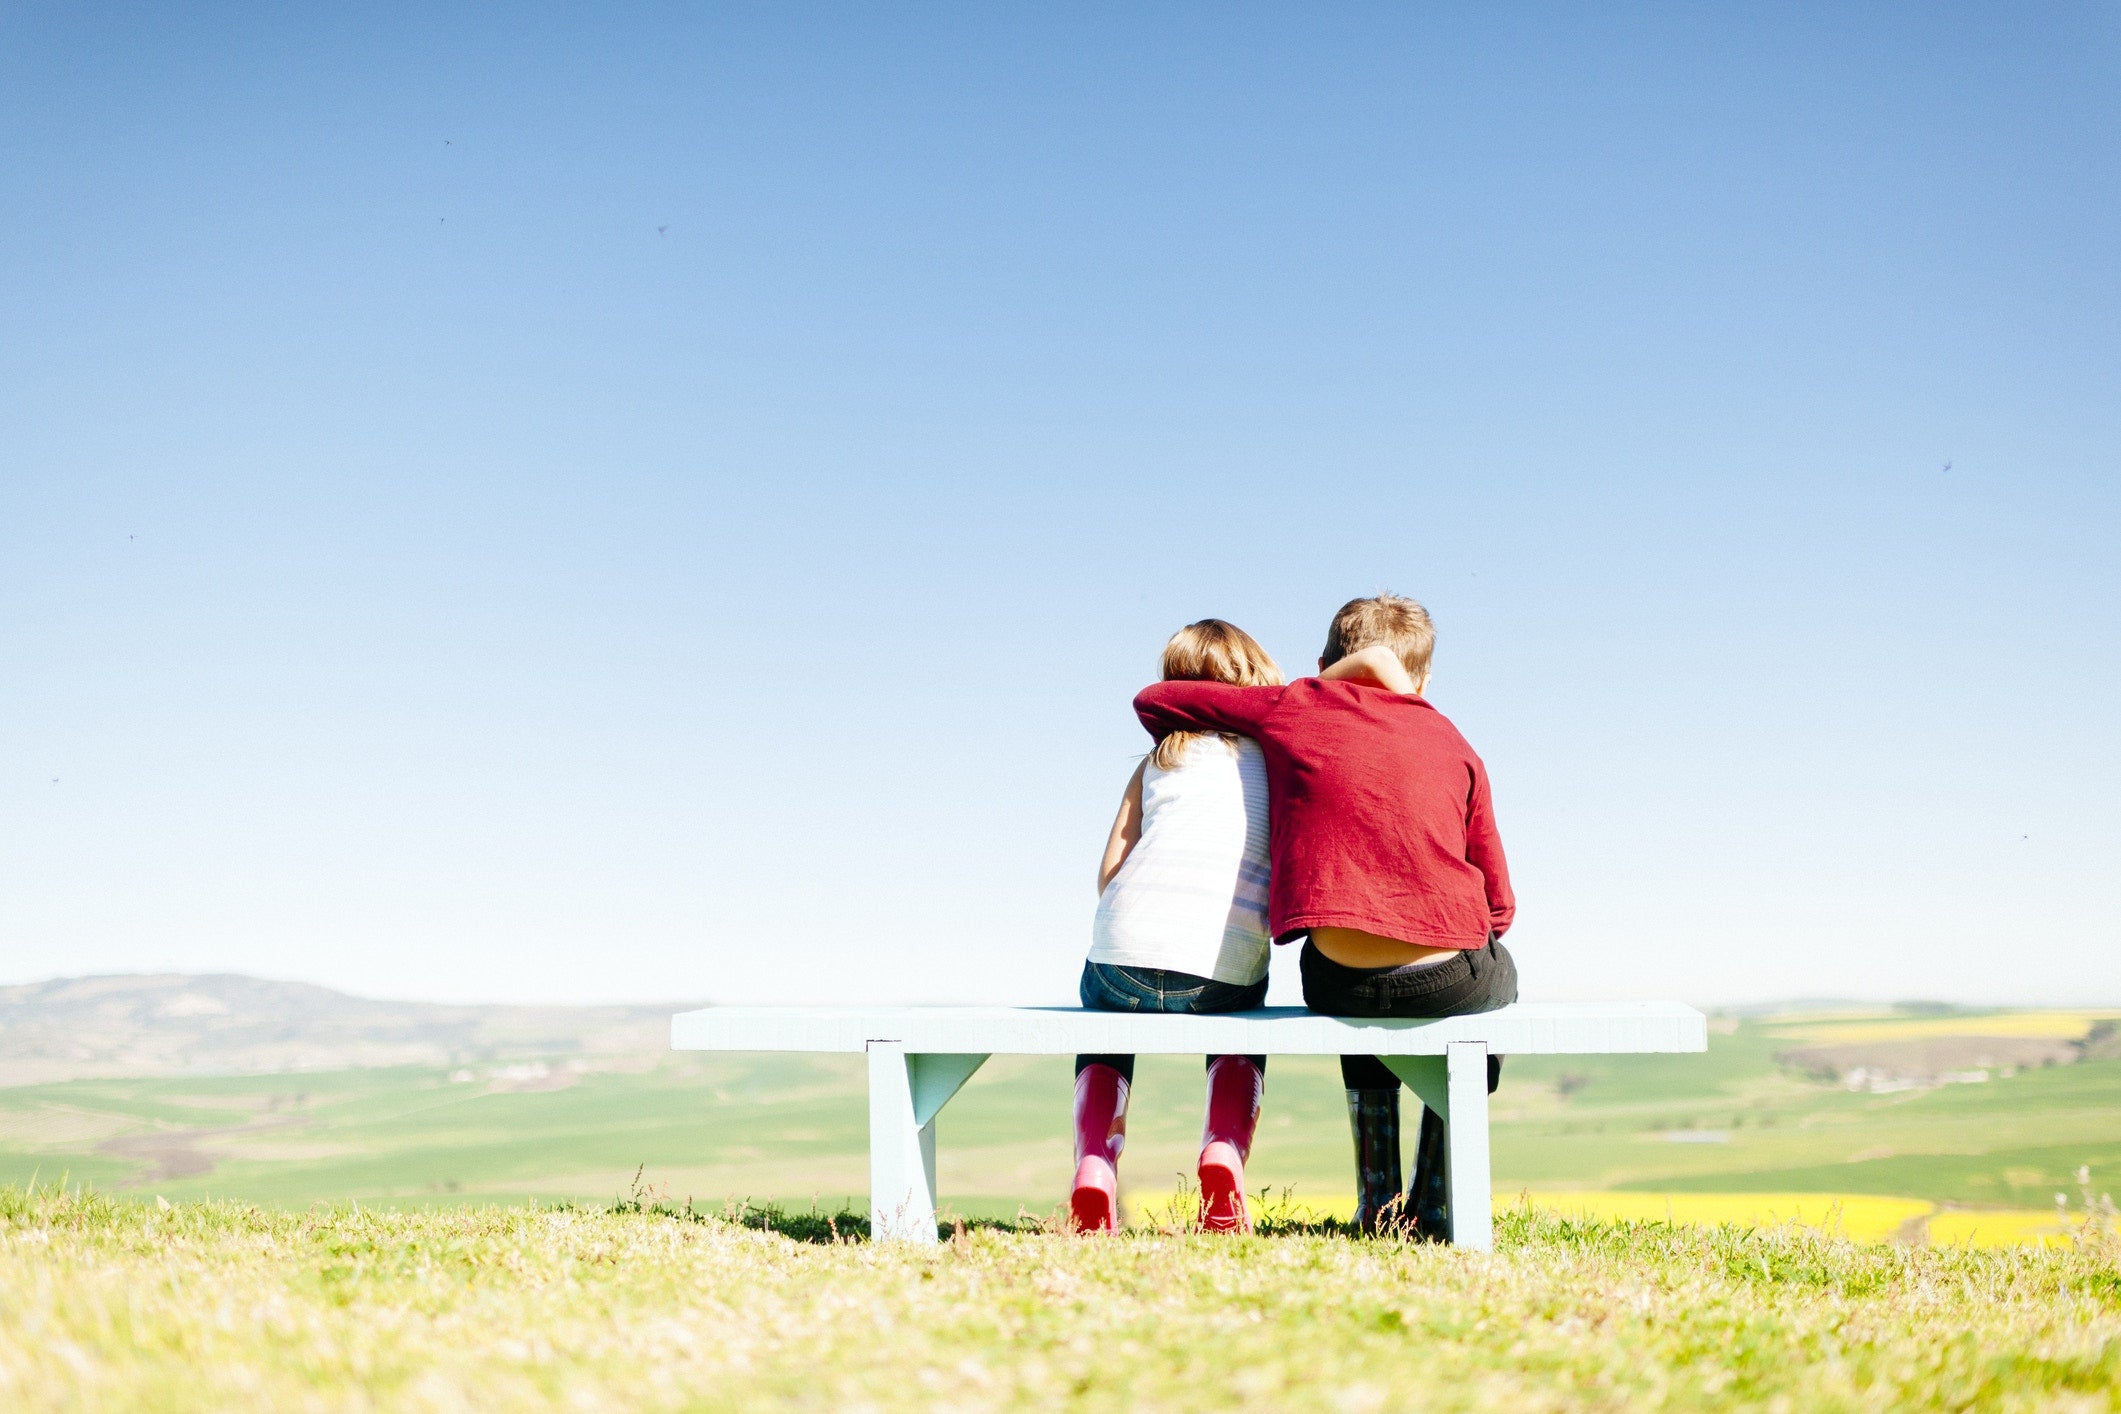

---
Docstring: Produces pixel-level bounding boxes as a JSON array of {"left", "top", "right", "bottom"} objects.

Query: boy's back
[
  {"left": 1139, "top": 593, "right": 1518, "bottom": 1238},
  {"left": 1132, "top": 674, "right": 1512, "bottom": 952}
]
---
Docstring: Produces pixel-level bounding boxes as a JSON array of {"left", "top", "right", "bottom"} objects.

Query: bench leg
[
  {"left": 1445, "top": 1040, "right": 1493, "bottom": 1252},
  {"left": 1379, "top": 1043, "right": 1494, "bottom": 1251},
  {"left": 867, "top": 1040, "right": 937, "bottom": 1242},
  {"left": 865, "top": 1042, "right": 989, "bottom": 1244}
]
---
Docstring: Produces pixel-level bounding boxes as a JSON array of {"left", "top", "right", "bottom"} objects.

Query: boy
[{"left": 1132, "top": 594, "right": 1516, "bottom": 1237}]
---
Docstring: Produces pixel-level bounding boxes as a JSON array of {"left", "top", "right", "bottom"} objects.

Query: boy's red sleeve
[
  {"left": 1132, "top": 681, "right": 1282, "bottom": 738},
  {"left": 1464, "top": 755, "right": 1516, "bottom": 937}
]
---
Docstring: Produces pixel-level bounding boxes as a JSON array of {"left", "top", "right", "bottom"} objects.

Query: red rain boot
[
  {"left": 1070, "top": 1064, "right": 1129, "bottom": 1233},
  {"left": 1197, "top": 1054, "right": 1263, "bottom": 1233}
]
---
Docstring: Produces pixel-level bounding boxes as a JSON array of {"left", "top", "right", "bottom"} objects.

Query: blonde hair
[
  {"left": 1151, "top": 619, "right": 1284, "bottom": 770},
  {"left": 1320, "top": 593, "right": 1435, "bottom": 684}
]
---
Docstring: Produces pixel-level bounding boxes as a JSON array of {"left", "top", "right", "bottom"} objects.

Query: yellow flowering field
[
  {"left": 1131, "top": 1191, "right": 1928, "bottom": 1242},
  {"left": 1130, "top": 1190, "right": 2106, "bottom": 1250},
  {"left": 1518, "top": 1192, "right": 1932, "bottom": 1243},
  {"left": 1927, "top": 1209, "right": 2082, "bottom": 1250},
  {"left": 1128, "top": 1191, "right": 1929, "bottom": 1242},
  {"left": 1763, "top": 1011, "right": 2117, "bottom": 1044}
]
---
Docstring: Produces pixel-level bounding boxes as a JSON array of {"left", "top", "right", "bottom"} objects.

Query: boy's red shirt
[{"left": 1133, "top": 678, "right": 1514, "bottom": 950}]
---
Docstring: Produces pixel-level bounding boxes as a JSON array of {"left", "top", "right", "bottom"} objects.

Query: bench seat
[{"left": 670, "top": 1001, "right": 1707, "bottom": 1249}]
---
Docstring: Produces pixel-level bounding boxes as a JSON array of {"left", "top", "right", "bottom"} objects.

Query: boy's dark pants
[
  {"left": 1301, "top": 934, "right": 1517, "bottom": 1090},
  {"left": 1301, "top": 935, "right": 1517, "bottom": 1234}
]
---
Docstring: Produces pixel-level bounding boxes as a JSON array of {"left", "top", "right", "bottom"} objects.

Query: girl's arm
[
  {"left": 1096, "top": 759, "right": 1148, "bottom": 894},
  {"left": 1319, "top": 643, "right": 1422, "bottom": 695}
]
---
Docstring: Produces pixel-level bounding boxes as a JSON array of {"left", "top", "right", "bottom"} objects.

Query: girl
[{"left": 1072, "top": 618, "right": 1281, "bottom": 1233}]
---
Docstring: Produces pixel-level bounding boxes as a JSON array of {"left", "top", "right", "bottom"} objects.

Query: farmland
[{"left": 3, "top": 1004, "right": 2119, "bottom": 1242}]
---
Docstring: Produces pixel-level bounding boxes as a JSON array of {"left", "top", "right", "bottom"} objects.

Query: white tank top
[{"left": 1088, "top": 735, "right": 1272, "bottom": 986}]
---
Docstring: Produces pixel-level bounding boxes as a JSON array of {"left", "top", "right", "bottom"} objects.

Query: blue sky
[{"left": 4, "top": 4, "right": 2116, "bottom": 1007}]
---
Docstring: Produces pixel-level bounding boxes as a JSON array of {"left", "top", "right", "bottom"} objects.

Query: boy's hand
[{"left": 1318, "top": 644, "right": 1421, "bottom": 695}]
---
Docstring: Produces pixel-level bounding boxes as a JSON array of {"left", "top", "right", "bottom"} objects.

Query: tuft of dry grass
[{"left": 3, "top": 1184, "right": 2120, "bottom": 1411}]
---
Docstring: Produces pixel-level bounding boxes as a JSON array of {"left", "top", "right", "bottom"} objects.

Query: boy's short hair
[{"left": 1321, "top": 594, "right": 1435, "bottom": 679}]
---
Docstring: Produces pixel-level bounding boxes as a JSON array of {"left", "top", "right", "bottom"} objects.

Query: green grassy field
[
  {"left": 3, "top": 1184, "right": 2119, "bottom": 1411},
  {"left": 5, "top": 1011, "right": 2119, "bottom": 1225}
]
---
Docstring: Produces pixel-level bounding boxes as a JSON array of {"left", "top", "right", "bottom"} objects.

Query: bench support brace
[
  {"left": 866, "top": 1042, "right": 989, "bottom": 1242},
  {"left": 1381, "top": 1040, "right": 1494, "bottom": 1251}
]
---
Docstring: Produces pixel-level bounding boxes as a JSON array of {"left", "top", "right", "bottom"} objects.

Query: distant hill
[{"left": 0, "top": 974, "right": 693, "bottom": 1086}]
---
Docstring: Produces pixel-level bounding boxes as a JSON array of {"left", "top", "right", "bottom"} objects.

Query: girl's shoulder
[{"left": 1148, "top": 735, "right": 1258, "bottom": 778}]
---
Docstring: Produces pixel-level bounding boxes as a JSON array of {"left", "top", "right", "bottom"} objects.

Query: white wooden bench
[{"left": 670, "top": 1001, "right": 1706, "bottom": 1250}]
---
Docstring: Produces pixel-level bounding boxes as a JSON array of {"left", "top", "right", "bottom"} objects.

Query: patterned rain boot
[
  {"left": 1407, "top": 1103, "right": 1451, "bottom": 1243},
  {"left": 1345, "top": 1088, "right": 1405, "bottom": 1235},
  {"left": 1197, "top": 1055, "right": 1263, "bottom": 1234},
  {"left": 1070, "top": 1064, "right": 1130, "bottom": 1233}
]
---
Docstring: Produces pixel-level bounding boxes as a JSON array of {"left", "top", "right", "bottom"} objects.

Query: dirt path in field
[{"left": 98, "top": 1116, "right": 311, "bottom": 1184}]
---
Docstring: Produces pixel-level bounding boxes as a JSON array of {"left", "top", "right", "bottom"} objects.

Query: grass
[{"left": 4, "top": 1184, "right": 2121, "bottom": 1411}]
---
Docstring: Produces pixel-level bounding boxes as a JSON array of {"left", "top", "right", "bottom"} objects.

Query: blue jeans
[{"left": 1075, "top": 960, "right": 1268, "bottom": 1082}]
